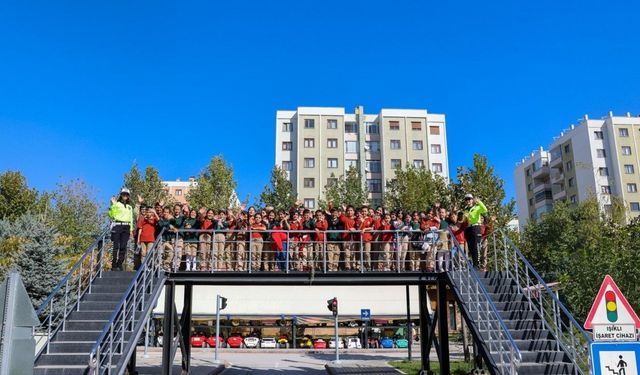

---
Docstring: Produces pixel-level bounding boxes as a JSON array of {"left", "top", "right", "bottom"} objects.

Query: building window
[
  {"left": 597, "top": 149, "right": 606, "bottom": 158},
  {"left": 566, "top": 161, "right": 573, "bottom": 171},
  {"left": 601, "top": 185, "right": 611, "bottom": 194},
  {"left": 282, "top": 161, "right": 292, "bottom": 171},
  {"left": 625, "top": 164, "right": 635, "bottom": 174},
  {"left": 327, "top": 158, "right": 338, "bottom": 169},
  {"left": 432, "top": 163, "right": 443, "bottom": 173},
  {"left": 365, "top": 122, "right": 379, "bottom": 134},
  {"left": 630, "top": 202, "right": 640, "bottom": 212},
  {"left": 345, "top": 122, "right": 358, "bottom": 133},
  {"left": 412, "top": 141, "right": 424, "bottom": 150},
  {"left": 303, "top": 178, "right": 315, "bottom": 188},
  {"left": 598, "top": 167, "right": 609, "bottom": 176},
  {"left": 390, "top": 140, "right": 401, "bottom": 150},
  {"left": 282, "top": 122, "right": 292, "bottom": 132},
  {"left": 568, "top": 177, "right": 574, "bottom": 187},
  {"left": 366, "top": 141, "right": 380, "bottom": 152},
  {"left": 619, "top": 128, "right": 629, "bottom": 137},
  {"left": 411, "top": 121, "right": 422, "bottom": 131},
  {"left": 366, "top": 160, "right": 381, "bottom": 173},
  {"left": 622, "top": 146, "right": 632, "bottom": 155},
  {"left": 304, "top": 158, "right": 315, "bottom": 168},
  {"left": 304, "top": 199, "right": 315, "bottom": 209},
  {"left": 345, "top": 159, "right": 358, "bottom": 170},
  {"left": 175, "top": 189, "right": 182, "bottom": 196},
  {"left": 594, "top": 131, "right": 604, "bottom": 140},
  {"left": 327, "top": 177, "right": 337, "bottom": 187},
  {"left": 391, "top": 159, "right": 402, "bottom": 169},
  {"left": 529, "top": 198, "right": 534, "bottom": 206},
  {"left": 367, "top": 179, "right": 382, "bottom": 193},
  {"left": 429, "top": 126, "right": 440, "bottom": 135},
  {"left": 431, "top": 144, "right": 442, "bottom": 154},
  {"left": 570, "top": 195, "right": 577, "bottom": 203},
  {"left": 627, "top": 183, "right": 638, "bottom": 193},
  {"left": 327, "top": 138, "right": 338, "bottom": 148},
  {"left": 413, "top": 160, "right": 424, "bottom": 168},
  {"left": 526, "top": 168, "right": 531, "bottom": 177},
  {"left": 345, "top": 141, "right": 358, "bottom": 153},
  {"left": 304, "top": 119, "right": 315, "bottom": 129},
  {"left": 527, "top": 183, "right": 532, "bottom": 191},
  {"left": 282, "top": 142, "right": 292, "bottom": 151},
  {"left": 327, "top": 119, "right": 338, "bottom": 129},
  {"left": 304, "top": 138, "right": 315, "bottom": 148},
  {"left": 389, "top": 121, "right": 400, "bottom": 131},
  {"left": 564, "top": 144, "right": 571, "bottom": 154}
]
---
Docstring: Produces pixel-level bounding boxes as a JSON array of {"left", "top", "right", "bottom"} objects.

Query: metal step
[
  {"left": 48, "top": 341, "right": 96, "bottom": 354},
  {"left": 513, "top": 339, "right": 560, "bottom": 351},
  {"left": 65, "top": 320, "right": 109, "bottom": 331},
  {"left": 78, "top": 301, "right": 121, "bottom": 311},
  {"left": 83, "top": 293, "right": 123, "bottom": 302}
]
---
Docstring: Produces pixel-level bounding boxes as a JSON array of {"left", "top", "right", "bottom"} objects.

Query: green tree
[
  {"left": 319, "top": 166, "right": 369, "bottom": 208},
  {"left": 384, "top": 166, "right": 452, "bottom": 211},
  {"left": 49, "top": 179, "right": 104, "bottom": 257},
  {"left": 0, "top": 171, "right": 49, "bottom": 220},
  {"left": 188, "top": 155, "right": 237, "bottom": 209},
  {"left": 123, "top": 162, "right": 171, "bottom": 206},
  {"left": 259, "top": 166, "right": 296, "bottom": 211},
  {"left": 0, "top": 214, "right": 66, "bottom": 307},
  {"left": 454, "top": 154, "right": 515, "bottom": 226}
]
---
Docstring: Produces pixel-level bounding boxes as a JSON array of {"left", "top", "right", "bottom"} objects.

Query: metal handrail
[
  {"left": 448, "top": 229, "right": 521, "bottom": 374},
  {"left": 88, "top": 229, "right": 165, "bottom": 375},
  {"left": 493, "top": 230, "right": 592, "bottom": 375}
]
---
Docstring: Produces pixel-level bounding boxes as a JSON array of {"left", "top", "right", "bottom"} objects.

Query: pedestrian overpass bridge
[{"left": 22, "top": 229, "right": 591, "bottom": 375}]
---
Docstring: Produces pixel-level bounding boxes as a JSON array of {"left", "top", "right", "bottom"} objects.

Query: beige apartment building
[
  {"left": 275, "top": 106, "right": 449, "bottom": 209},
  {"left": 514, "top": 112, "right": 640, "bottom": 229},
  {"left": 162, "top": 177, "right": 198, "bottom": 204}
]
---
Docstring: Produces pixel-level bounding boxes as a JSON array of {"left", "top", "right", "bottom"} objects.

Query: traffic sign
[
  {"left": 591, "top": 342, "right": 640, "bottom": 375},
  {"left": 585, "top": 275, "right": 640, "bottom": 342},
  {"left": 361, "top": 309, "right": 371, "bottom": 321}
]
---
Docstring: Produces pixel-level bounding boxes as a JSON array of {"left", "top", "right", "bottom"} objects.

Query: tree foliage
[
  {"left": 259, "top": 166, "right": 296, "bottom": 211},
  {"left": 0, "top": 171, "right": 49, "bottom": 220},
  {"left": 384, "top": 166, "right": 453, "bottom": 211},
  {"left": 188, "top": 155, "right": 237, "bottom": 209},
  {"left": 123, "top": 162, "right": 171, "bottom": 206},
  {"left": 0, "top": 214, "right": 66, "bottom": 307},
  {"left": 519, "top": 198, "right": 640, "bottom": 320},
  {"left": 319, "top": 166, "right": 369, "bottom": 209}
]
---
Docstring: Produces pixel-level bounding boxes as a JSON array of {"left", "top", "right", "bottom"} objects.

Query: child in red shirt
[
  {"left": 137, "top": 208, "right": 159, "bottom": 260},
  {"left": 377, "top": 214, "right": 394, "bottom": 271}
]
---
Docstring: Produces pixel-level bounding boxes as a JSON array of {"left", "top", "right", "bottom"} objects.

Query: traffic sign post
[
  {"left": 361, "top": 309, "right": 371, "bottom": 321},
  {"left": 591, "top": 342, "right": 640, "bottom": 375},
  {"left": 584, "top": 275, "right": 640, "bottom": 342}
]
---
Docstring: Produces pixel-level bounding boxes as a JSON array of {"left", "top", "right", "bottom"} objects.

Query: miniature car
[
  {"left": 328, "top": 337, "right": 345, "bottom": 349},
  {"left": 226, "top": 335, "right": 244, "bottom": 348},
  {"left": 277, "top": 335, "right": 289, "bottom": 348},
  {"left": 367, "top": 337, "right": 379, "bottom": 349},
  {"left": 298, "top": 335, "right": 313, "bottom": 348},
  {"left": 244, "top": 336, "right": 260, "bottom": 348},
  {"left": 205, "top": 335, "right": 225, "bottom": 348},
  {"left": 261, "top": 337, "right": 277, "bottom": 348},
  {"left": 346, "top": 336, "right": 362, "bottom": 349},
  {"left": 380, "top": 337, "right": 395, "bottom": 348},
  {"left": 190, "top": 332, "right": 206, "bottom": 348},
  {"left": 395, "top": 338, "right": 409, "bottom": 348},
  {"left": 312, "top": 338, "right": 327, "bottom": 349}
]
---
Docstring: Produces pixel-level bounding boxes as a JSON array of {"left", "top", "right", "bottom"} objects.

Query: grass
[{"left": 389, "top": 360, "right": 474, "bottom": 375}]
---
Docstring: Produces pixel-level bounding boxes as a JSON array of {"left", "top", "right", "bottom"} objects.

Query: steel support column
[
  {"left": 418, "top": 284, "right": 431, "bottom": 374},
  {"left": 406, "top": 285, "right": 412, "bottom": 361},
  {"left": 162, "top": 282, "right": 175, "bottom": 375},
  {"left": 437, "top": 277, "right": 450, "bottom": 375},
  {"left": 180, "top": 284, "right": 193, "bottom": 373}
]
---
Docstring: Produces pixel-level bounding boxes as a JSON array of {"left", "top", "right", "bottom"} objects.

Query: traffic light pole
[
  {"left": 215, "top": 294, "right": 221, "bottom": 363},
  {"left": 334, "top": 313, "right": 340, "bottom": 363}
]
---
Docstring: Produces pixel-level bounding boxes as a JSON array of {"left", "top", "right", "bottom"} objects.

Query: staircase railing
[
  {"left": 88, "top": 229, "right": 165, "bottom": 375},
  {"left": 448, "top": 229, "right": 521, "bottom": 375},
  {"left": 491, "top": 230, "right": 592, "bottom": 375},
  {"left": 34, "top": 226, "right": 112, "bottom": 356}
]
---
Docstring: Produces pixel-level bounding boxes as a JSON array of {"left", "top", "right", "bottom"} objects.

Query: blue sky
[{"left": 1, "top": 1, "right": 639, "bottom": 209}]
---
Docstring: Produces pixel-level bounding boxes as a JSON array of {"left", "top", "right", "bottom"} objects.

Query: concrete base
[{"left": 325, "top": 362, "right": 402, "bottom": 374}]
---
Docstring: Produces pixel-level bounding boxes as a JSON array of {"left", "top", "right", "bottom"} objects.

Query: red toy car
[
  {"left": 226, "top": 335, "right": 244, "bottom": 348},
  {"left": 190, "top": 333, "right": 206, "bottom": 348},
  {"left": 312, "top": 339, "right": 327, "bottom": 349},
  {"left": 205, "top": 335, "right": 225, "bottom": 348}
]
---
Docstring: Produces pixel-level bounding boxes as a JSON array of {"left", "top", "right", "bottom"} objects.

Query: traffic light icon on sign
[{"left": 605, "top": 291, "right": 617, "bottom": 322}]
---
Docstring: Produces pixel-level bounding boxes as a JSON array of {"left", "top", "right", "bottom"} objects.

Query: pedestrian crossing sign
[{"left": 591, "top": 342, "right": 640, "bottom": 375}]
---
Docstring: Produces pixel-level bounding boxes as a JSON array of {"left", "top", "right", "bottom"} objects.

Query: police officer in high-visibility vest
[
  {"left": 463, "top": 193, "right": 487, "bottom": 268},
  {"left": 108, "top": 187, "right": 134, "bottom": 271}
]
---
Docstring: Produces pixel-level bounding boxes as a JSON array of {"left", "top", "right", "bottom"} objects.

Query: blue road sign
[
  {"left": 591, "top": 341, "right": 640, "bottom": 375},
  {"left": 361, "top": 309, "right": 371, "bottom": 321}
]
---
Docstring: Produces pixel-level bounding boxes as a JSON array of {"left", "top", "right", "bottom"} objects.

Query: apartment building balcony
[
  {"left": 550, "top": 171, "right": 564, "bottom": 183},
  {"left": 532, "top": 160, "right": 550, "bottom": 179},
  {"left": 549, "top": 155, "right": 563, "bottom": 168},
  {"left": 532, "top": 181, "right": 552, "bottom": 194},
  {"left": 552, "top": 188, "right": 566, "bottom": 200}
]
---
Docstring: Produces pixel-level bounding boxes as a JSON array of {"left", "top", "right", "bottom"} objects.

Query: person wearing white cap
[
  {"left": 463, "top": 193, "right": 487, "bottom": 267},
  {"left": 108, "top": 187, "right": 134, "bottom": 271}
]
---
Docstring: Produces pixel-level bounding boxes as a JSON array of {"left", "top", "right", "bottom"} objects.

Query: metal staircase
[
  {"left": 32, "top": 228, "right": 166, "bottom": 375},
  {"left": 448, "top": 229, "right": 591, "bottom": 375}
]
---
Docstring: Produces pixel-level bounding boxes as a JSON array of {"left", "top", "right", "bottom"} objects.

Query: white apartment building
[
  {"left": 275, "top": 106, "right": 449, "bottom": 208},
  {"left": 515, "top": 112, "right": 640, "bottom": 229}
]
